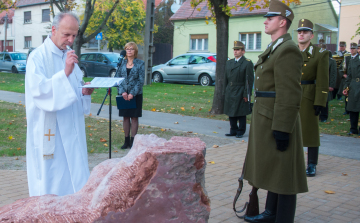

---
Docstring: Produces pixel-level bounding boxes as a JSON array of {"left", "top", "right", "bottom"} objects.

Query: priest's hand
[
  {"left": 128, "top": 94, "right": 134, "bottom": 100},
  {"left": 82, "top": 82, "right": 94, "bottom": 95},
  {"left": 243, "top": 97, "right": 248, "bottom": 102},
  {"left": 122, "top": 92, "right": 128, "bottom": 101},
  {"left": 65, "top": 50, "right": 78, "bottom": 77}
]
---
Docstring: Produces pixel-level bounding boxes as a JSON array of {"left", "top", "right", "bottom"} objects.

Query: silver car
[
  {"left": 0, "top": 52, "right": 27, "bottom": 73},
  {"left": 152, "top": 53, "right": 216, "bottom": 86}
]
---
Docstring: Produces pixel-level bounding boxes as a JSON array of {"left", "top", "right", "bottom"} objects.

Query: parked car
[
  {"left": 26, "top": 47, "right": 36, "bottom": 63},
  {"left": 152, "top": 53, "right": 216, "bottom": 86},
  {"left": 0, "top": 52, "right": 27, "bottom": 73},
  {"left": 79, "top": 52, "right": 121, "bottom": 77}
]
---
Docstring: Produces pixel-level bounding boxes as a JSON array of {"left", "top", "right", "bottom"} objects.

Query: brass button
[
  {"left": 308, "top": 57, "right": 310, "bottom": 59},
  {"left": 255, "top": 100, "right": 257, "bottom": 103},
  {"left": 304, "top": 64, "right": 307, "bottom": 66},
  {"left": 261, "top": 66, "right": 263, "bottom": 69},
  {"left": 257, "top": 77, "right": 259, "bottom": 80},
  {"left": 302, "top": 73, "right": 304, "bottom": 75}
]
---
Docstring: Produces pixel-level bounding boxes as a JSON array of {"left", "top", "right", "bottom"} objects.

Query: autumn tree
[
  {"left": 0, "top": 0, "right": 15, "bottom": 11},
  {"left": 154, "top": 0, "right": 174, "bottom": 44},
  {"left": 190, "top": 0, "right": 301, "bottom": 114},
  {"left": 84, "top": 0, "right": 146, "bottom": 52},
  {"left": 48, "top": 0, "right": 120, "bottom": 56}
]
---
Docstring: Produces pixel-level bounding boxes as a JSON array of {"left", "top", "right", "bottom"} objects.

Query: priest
[{"left": 25, "top": 12, "right": 94, "bottom": 196}]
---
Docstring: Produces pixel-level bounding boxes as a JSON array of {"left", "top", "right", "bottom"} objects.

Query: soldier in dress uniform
[
  {"left": 343, "top": 42, "right": 360, "bottom": 136},
  {"left": 297, "top": 19, "right": 329, "bottom": 177},
  {"left": 334, "top": 41, "right": 348, "bottom": 100},
  {"left": 357, "top": 40, "right": 360, "bottom": 54},
  {"left": 243, "top": 1, "right": 308, "bottom": 222},
  {"left": 223, "top": 41, "right": 254, "bottom": 138},
  {"left": 318, "top": 40, "right": 337, "bottom": 122}
]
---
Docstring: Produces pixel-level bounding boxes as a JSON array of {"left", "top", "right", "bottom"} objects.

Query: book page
[{"left": 80, "top": 77, "right": 125, "bottom": 88}]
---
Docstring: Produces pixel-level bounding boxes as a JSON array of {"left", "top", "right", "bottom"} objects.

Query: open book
[{"left": 80, "top": 77, "right": 125, "bottom": 88}]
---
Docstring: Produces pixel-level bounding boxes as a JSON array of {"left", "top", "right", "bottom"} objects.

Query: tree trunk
[
  {"left": 209, "top": 0, "right": 229, "bottom": 114},
  {"left": 73, "top": 35, "right": 83, "bottom": 58}
]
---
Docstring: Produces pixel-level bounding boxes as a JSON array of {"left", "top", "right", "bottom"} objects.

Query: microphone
[{"left": 118, "top": 50, "right": 126, "bottom": 67}]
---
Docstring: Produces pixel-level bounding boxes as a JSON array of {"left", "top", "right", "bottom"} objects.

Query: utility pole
[
  {"left": 143, "top": 0, "right": 155, "bottom": 85},
  {"left": 3, "top": 13, "right": 8, "bottom": 52}
]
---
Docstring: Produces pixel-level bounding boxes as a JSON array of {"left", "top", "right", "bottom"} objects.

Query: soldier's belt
[
  {"left": 301, "top": 80, "right": 316, "bottom": 85},
  {"left": 229, "top": 82, "right": 244, "bottom": 86},
  {"left": 254, "top": 91, "right": 276, "bottom": 98}
]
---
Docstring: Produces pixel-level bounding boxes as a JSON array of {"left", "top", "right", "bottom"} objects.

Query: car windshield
[
  {"left": 11, "top": 53, "right": 27, "bottom": 60},
  {"left": 104, "top": 54, "right": 120, "bottom": 63}
]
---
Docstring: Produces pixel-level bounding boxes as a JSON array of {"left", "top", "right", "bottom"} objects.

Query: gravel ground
[{"left": 0, "top": 134, "right": 240, "bottom": 171}]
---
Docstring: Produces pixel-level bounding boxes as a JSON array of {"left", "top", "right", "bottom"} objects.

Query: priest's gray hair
[{"left": 52, "top": 12, "right": 80, "bottom": 30}]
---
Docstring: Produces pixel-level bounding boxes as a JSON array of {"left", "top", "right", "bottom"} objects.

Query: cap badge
[
  {"left": 285, "top": 10, "right": 291, "bottom": 17},
  {"left": 301, "top": 19, "right": 304, "bottom": 22},
  {"left": 301, "top": 24, "right": 304, "bottom": 27}
]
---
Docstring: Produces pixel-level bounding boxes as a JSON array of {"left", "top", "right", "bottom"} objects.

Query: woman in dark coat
[{"left": 116, "top": 42, "right": 145, "bottom": 149}]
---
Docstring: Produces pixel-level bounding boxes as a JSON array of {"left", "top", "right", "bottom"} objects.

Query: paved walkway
[{"left": 1, "top": 142, "right": 360, "bottom": 222}]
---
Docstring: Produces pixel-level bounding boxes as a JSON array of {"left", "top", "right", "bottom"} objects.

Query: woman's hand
[
  {"left": 128, "top": 94, "right": 134, "bottom": 100},
  {"left": 122, "top": 92, "right": 128, "bottom": 101}
]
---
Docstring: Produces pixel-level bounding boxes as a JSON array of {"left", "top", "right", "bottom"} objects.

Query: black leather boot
[
  {"left": 121, "top": 136, "right": 130, "bottom": 149},
  {"left": 244, "top": 191, "right": 277, "bottom": 223},
  {"left": 275, "top": 194, "right": 296, "bottom": 223},
  {"left": 130, "top": 137, "right": 134, "bottom": 148},
  {"left": 306, "top": 147, "right": 319, "bottom": 177},
  {"left": 225, "top": 129, "right": 237, "bottom": 136}
]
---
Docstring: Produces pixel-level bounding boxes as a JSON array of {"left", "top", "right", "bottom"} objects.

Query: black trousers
[
  {"left": 349, "top": 111, "right": 360, "bottom": 134},
  {"left": 345, "top": 96, "right": 349, "bottom": 113},
  {"left": 319, "top": 101, "right": 329, "bottom": 121},
  {"left": 266, "top": 191, "right": 297, "bottom": 223},
  {"left": 308, "top": 147, "right": 319, "bottom": 165},
  {"left": 332, "top": 89, "right": 339, "bottom": 99},
  {"left": 229, "top": 116, "right": 246, "bottom": 135}
]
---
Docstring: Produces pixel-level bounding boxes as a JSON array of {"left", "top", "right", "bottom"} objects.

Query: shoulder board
[
  {"left": 344, "top": 53, "right": 351, "bottom": 57},
  {"left": 246, "top": 59, "right": 251, "bottom": 61},
  {"left": 319, "top": 48, "right": 326, "bottom": 53}
]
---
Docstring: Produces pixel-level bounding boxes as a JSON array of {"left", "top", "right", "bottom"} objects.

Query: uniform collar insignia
[
  {"left": 308, "top": 46, "right": 313, "bottom": 55},
  {"left": 272, "top": 38, "right": 283, "bottom": 51},
  {"left": 319, "top": 48, "right": 325, "bottom": 53}
]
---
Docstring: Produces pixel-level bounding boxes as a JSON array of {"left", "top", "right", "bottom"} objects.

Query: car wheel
[
  {"left": 81, "top": 68, "right": 87, "bottom": 77},
  {"left": 11, "top": 66, "right": 18, "bottom": 73},
  {"left": 152, "top": 72, "right": 163, "bottom": 83},
  {"left": 199, "top": 74, "right": 212, "bottom": 86},
  {"left": 110, "top": 70, "right": 116, "bottom": 78}
]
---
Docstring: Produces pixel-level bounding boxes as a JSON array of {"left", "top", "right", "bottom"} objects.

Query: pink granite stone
[{"left": 0, "top": 134, "right": 210, "bottom": 223}]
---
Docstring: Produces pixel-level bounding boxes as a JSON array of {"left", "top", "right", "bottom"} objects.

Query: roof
[
  {"left": 16, "top": 0, "right": 49, "bottom": 8},
  {"left": 143, "top": 0, "right": 163, "bottom": 9},
  {"left": 316, "top": 23, "right": 338, "bottom": 32},
  {"left": 170, "top": 0, "right": 268, "bottom": 21},
  {"left": 0, "top": 9, "right": 14, "bottom": 24}
]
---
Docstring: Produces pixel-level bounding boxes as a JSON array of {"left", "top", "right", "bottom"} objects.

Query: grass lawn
[
  {"left": 0, "top": 101, "right": 200, "bottom": 157},
  {"left": 0, "top": 72, "right": 359, "bottom": 137}
]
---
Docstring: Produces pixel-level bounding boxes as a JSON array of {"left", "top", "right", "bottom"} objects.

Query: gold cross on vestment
[{"left": 44, "top": 129, "right": 55, "bottom": 141}]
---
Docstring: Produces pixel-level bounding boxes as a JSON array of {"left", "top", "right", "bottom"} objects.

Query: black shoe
[
  {"left": 343, "top": 112, "right": 349, "bottom": 115},
  {"left": 347, "top": 132, "right": 357, "bottom": 136},
  {"left": 320, "top": 119, "right": 327, "bottom": 122},
  {"left": 121, "top": 136, "right": 130, "bottom": 149},
  {"left": 236, "top": 134, "right": 244, "bottom": 138},
  {"left": 130, "top": 137, "right": 134, "bottom": 148},
  {"left": 306, "top": 164, "right": 316, "bottom": 177},
  {"left": 244, "top": 210, "right": 276, "bottom": 223},
  {"left": 225, "top": 133, "right": 236, "bottom": 136}
]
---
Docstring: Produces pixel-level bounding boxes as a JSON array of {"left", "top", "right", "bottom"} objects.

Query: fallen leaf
[
  {"left": 87, "top": 125, "right": 91, "bottom": 128},
  {"left": 8, "top": 135, "right": 13, "bottom": 140},
  {"left": 324, "top": 190, "right": 335, "bottom": 194},
  {"left": 89, "top": 133, "right": 93, "bottom": 136},
  {"left": 208, "top": 100, "right": 210, "bottom": 102},
  {"left": 9, "top": 122, "right": 12, "bottom": 125},
  {"left": 17, "top": 148, "right": 21, "bottom": 150},
  {"left": 100, "top": 138, "right": 107, "bottom": 142},
  {"left": 187, "top": 131, "right": 193, "bottom": 133},
  {"left": 180, "top": 107, "right": 185, "bottom": 111},
  {"left": 114, "top": 150, "right": 118, "bottom": 153},
  {"left": 161, "top": 128, "right": 166, "bottom": 131},
  {"left": 191, "top": 106, "right": 195, "bottom": 109},
  {"left": 342, "top": 173, "right": 348, "bottom": 176},
  {"left": 212, "top": 145, "right": 219, "bottom": 148},
  {"left": 174, "top": 122, "right": 179, "bottom": 124},
  {"left": 15, "top": 157, "right": 18, "bottom": 160},
  {"left": 213, "top": 131, "right": 218, "bottom": 134},
  {"left": 193, "top": 92, "right": 196, "bottom": 94},
  {"left": 199, "top": 108, "right": 202, "bottom": 111},
  {"left": 241, "top": 140, "right": 245, "bottom": 142},
  {"left": 89, "top": 113, "right": 92, "bottom": 116},
  {"left": 203, "top": 90, "right": 207, "bottom": 92},
  {"left": 90, "top": 149, "right": 94, "bottom": 153},
  {"left": 151, "top": 108, "right": 156, "bottom": 111},
  {"left": 104, "top": 143, "right": 108, "bottom": 147},
  {"left": 331, "top": 119, "right": 334, "bottom": 121},
  {"left": 164, "top": 93, "right": 167, "bottom": 95},
  {"left": 208, "top": 161, "right": 215, "bottom": 164}
]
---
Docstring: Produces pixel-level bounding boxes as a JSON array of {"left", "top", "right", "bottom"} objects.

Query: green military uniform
[
  {"left": 224, "top": 57, "right": 254, "bottom": 117},
  {"left": 299, "top": 43, "right": 329, "bottom": 146},
  {"left": 338, "top": 54, "right": 351, "bottom": 96},
  {"left": 243, "top": 33, "right": 308, "bottom": 195},
  {"left": 344, "top": 52, "right": 360, "bottom": 134},
  {"left": 328, "top": 58, "right": 337, "bottom": 101}
]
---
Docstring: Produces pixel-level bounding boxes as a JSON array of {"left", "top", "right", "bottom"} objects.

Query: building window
[
  {"left": 42, "top": 9, "right": 50, "bottom": 22},
  {"left": 24, "top": 11, "right": 31, "bottom": 24},
  {"left": 190, "top": 34, "right": 208, "bottom": 51},
  {"left": 326, "top": 35, "right": 331, "bottom": 44},
  {"left": 25, "top": 36, "right": 32, "bottom": 48},
  {"left": 318, "top": 33, "right": 324, "bottom": 43},
  {"left": 239, "top": 32, "right": 261, "bottom": 50}
]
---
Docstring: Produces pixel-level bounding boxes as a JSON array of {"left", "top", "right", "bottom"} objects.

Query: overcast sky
[{"left": 332, "top": 1, "right": 340, "bottom": 15}]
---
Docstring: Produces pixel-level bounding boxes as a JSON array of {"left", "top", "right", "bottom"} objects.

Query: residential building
[
  {"left": 170, "top": 0, "right": 271, "bottom": 62},
  {"left": 0, "top": 9, "right": 15, "bottom": 52},
  {"left": 338, "top": 0, "right": 360, "bottom": 51}
]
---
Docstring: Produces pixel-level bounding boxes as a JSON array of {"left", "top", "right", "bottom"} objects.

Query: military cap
[
  {"left": 233, "top": 41, "right": 245, "bottom": 50},
  {"left": 350, "top": 42, "right": 357, "bottom": 49},
  {"left": 297, "top": 19, "right": 313, "bottom": 31},
  {"left": 263, "top": 0, "right": 294, "bottom": 22},
  {"left": 318, "top": 39, "right": 326, "bottom": 49},
  {"left": 339, "top": 41, "right": 346, "bottom": 47}
]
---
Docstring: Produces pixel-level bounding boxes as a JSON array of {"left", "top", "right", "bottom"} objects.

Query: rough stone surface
[{"left": 0, "top": 134, "right": 210, "bottom": 223}]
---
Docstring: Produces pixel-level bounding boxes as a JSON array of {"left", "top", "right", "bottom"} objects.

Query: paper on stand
[{"left": 80, "top": 77, "right": 125, "bottom": 88}]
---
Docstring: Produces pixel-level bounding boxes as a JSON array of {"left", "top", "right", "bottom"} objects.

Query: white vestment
[{"left": 25, "top": 36, "right": 91, "bottom": 197}]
